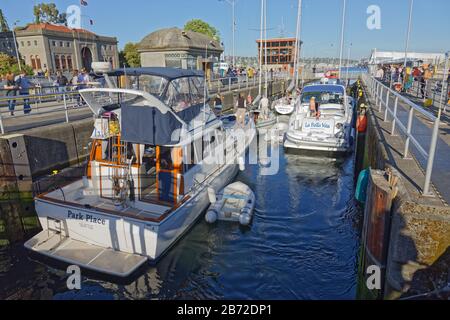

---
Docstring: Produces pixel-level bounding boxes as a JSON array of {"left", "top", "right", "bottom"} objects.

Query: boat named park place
[{"left": 25, "top": 67, "right": 256, "bottom": 277}]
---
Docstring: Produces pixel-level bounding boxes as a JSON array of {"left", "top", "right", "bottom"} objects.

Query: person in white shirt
[{"left": 259, "top": 96, "right": 269, "bottom": 120}]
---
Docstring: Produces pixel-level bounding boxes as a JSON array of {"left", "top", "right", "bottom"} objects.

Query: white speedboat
[
  {"left": 284, "top": 84, "right": 354, "bottom": 153},
  {"left": 25, "top": 67, "right": 256, "bottom": 277},
  {"left": 273, "top": 96, "right": 296, "bottom": 115},
  {"left": 205, "top": 182, "right": 255, "bottom": 226}
]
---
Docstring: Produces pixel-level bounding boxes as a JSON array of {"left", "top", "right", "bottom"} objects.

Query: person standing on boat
[
  {"left": 236, "top": 93, "right": 247, "bottom": 125},
  {"left": 214, "top": 93, "right": 223, "bottom": 113},
  {"left": 309, "top": 96, "right": 320, "bottom": 119},
  {"left": 260, "top": 95, "right": 269, "bottom": 120}
]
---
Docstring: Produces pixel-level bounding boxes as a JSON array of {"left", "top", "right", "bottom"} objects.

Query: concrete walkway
[
  {"left": 372, "top": 87, "right": 450, "bottom": 205},
  {"left": 0, "top": 101, "right": 92, "bottom": 134}
]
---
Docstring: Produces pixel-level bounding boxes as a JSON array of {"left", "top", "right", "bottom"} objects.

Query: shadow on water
[{"left": 0, "top": 146, "right": 362, "bottom": 300}]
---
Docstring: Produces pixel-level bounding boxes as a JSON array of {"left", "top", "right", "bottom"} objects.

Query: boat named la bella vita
[
  {"left": 25, "top": 67, "right": 256, "bottom": 277},
  {"left": 284, "top": 84, "right": 355, "bottom": 153}
]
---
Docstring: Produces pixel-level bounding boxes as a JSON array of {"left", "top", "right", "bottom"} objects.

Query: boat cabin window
[
  {"left": 119, "top": 75, "right": 168, "bottom": 97},
  {"left": 164, "top": 76, "right": 205, "bottom": 111},
  {"left": 301, "top": 92, "right": 344, "bottom": 105}
]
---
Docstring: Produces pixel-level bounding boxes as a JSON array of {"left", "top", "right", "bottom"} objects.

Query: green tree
[
  {"left": 184, "top": 19, "right": 220, "bottom": 41},
  {"left": 0, "top": 9, "right": 9, "bottom": 32},
  {"left": 0, "top": 53, "right": 33, "bottom": 76},
  {"left": 33, "top": 3, "right": 67, "bottom": 25},
  {"left": 119, "top": 42, "right": 141, "bottom": 68}
]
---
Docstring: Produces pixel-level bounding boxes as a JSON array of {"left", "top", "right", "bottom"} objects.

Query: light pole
[
  {"left": 346, "top": 43, "right": 352, "bottom": 85},
  {"left": 338, "top": 0, "right": 346, "bottom": 80},
  {"left": 12, "top": 20, "right": 22, "bottom": 72},
  {"left": 403, "top": 0, "right": 414, "bottom": 69},
  {"left": 219, "top": 0, "right": 238, "bottom": 68},
  {"left": 403, "top": 0, "right": 414, "bottom": 87}
]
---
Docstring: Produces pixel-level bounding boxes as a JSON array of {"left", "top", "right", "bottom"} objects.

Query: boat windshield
[
  {"left": 163, "top": 76, "right": 206, "bottom": 112},
  {"left": 126, "top": 75, "right": 169, "bottom": 96},
  {"left": 301, "top": 91, "right": 344, "bottom": 105}
]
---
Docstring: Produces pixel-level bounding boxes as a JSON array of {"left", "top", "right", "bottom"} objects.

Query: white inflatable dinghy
[{"left": 205, "top": 182, "right": 255, "bottom": 226}]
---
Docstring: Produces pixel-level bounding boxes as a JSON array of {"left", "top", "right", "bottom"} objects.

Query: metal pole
[
  {"left": 232, "top": 0, "right": 236, "bottom": 68},
  {"left": 346, "top": 43, "right": 352, "bottom": 85},
  {"left": 264, "top": 0, "right": 268, "bottom": 97},
  {"left": 423, "top": 118, "right": 439, "bottom": 196},
  {"left": 402, "top": 0, "right": 414, "bottom": 87},
  {"left": 294, "top": 0, "right": 303, "bottom": 89},
  {"left": 12, "top": 21, "right": 22, "bottom": 72},
  {"left": 391, "top": 96, "right": 398, "bottom": 135},
  {"left": 0, "top": 111, "right": 5, "bottom": 134},
  {"left": 63, "top": 93, "right": 69, "bottom": 123},
  {"left": 384, "top": 91, "right": 390, "bottom": 121},
  {"left": 258, "top": 0, "right": 264, "bottom": 97},
  {"left": 403, "top": 107, "right": 414, "bottom": 159},
  {"left": 338, "top": 0, "right": 347, "bottom": 80},
  {"left": 422, "top": 52, "right": 450, "bottom": 195}
]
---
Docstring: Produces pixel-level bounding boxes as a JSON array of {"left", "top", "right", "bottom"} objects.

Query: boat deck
[
  {"left": 25, "top": 230, "right": 147, "bottom": 277},
  {"left": 39, "top": 179, "right": 171, "bottom": 222}
]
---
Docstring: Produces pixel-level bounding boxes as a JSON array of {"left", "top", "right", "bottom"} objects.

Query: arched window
[
  {"left": 109, "top": 57, "right": 113, "bottom": 68},
  {"left": 67, "top": 56, "right": 73, "bottom": 71},
  {"left": 30, "top": 55, "right": 37, "bottom": 70},
  {"left": 54, "top": 55, "right": 60, "bottom": 70},
  {"left": 35, "top": 55, "right": 42, "bottom": 70},
  {"left": 61, "top": 55, "right": 67, "bottom": 70}
]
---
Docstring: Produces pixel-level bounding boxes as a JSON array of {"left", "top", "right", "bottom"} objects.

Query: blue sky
[{"left": 1, "top": 0, "right": 449, "bottom": 59}]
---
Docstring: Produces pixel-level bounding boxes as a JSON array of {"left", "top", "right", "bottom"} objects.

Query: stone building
[
  {"left": 138, "top": 27, "right": 223, "bottom": 75},
  {"left": 11, "top": 23, "right": 118, "bottom": 74}
]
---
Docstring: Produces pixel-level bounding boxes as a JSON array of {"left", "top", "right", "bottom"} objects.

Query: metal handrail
[{"left": 362, "top": 73, "right": 440, "bottom": 196}]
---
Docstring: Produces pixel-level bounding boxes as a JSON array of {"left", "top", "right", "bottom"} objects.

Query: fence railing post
[
  {"left": 423, "top": 118, "right": 440, "bottom": 196},
  {"left": 228, "top": 78, "right": 231, "bottom": 92},
  {"left": 391, "top": 96, "right": 398, "bottom": 135},
  {"left": 403, "top": 106, "right": 415, "bottom": 159},
  {"left": 384, "top": 90, "right": 390, "bottom": 121},
  {"left": 378, "top": 86, "right": 383, "bottom": 112},
  {"left": 63, "top": 93, "right": 69, "bottom": 123},
  {"left": 0, "top": 111, "right": 5, "bottom": 134}
]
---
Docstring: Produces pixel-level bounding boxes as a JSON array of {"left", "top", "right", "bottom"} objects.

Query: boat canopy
[
  {"left": 106, "top": 67, "right": 205, "bottom": 81},
  {"left": 80, "top": 88, "right": 187, "bottom": 146},
  {"left": 302, "top": 84, "right": 345, "bottom": 95}
]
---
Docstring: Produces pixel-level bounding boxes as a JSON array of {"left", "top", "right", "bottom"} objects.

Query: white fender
[
  {"left": 238, "top": 157, "right": 245, "bottom": 171},
  {"left": 207, "top": 187, "right": 217, "bottom": 204}
]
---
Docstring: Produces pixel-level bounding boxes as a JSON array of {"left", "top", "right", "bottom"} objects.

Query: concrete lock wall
[{"left": 358, "top": 81, "right": 450, "bottom": 300}]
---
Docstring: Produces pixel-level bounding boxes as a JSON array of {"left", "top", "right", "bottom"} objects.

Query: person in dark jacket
[{"left": 4, "top": 72, "right": 17, "bottom": 116}]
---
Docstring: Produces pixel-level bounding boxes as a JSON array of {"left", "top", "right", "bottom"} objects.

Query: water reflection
[{"left": 0, "top": 147, "right": 361, "bottom": 300}]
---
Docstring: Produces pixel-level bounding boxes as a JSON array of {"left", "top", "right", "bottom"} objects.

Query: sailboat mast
[
  {"left": 258, "top": 0, "right": 264, "bottom": 97},
  {"left": 338, "top": 0, "right": 347, "bottom": 80},
  {"left": 264, "top": 0, "right": 268, "bottom": 97},
  {"left": 294, "top": 0, "right": 302, "bottom": 89}
]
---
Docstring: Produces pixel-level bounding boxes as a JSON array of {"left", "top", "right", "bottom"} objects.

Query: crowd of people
[
  {"left": 376, "top": 63, "right": 450, "bottom": 105},
  {"left": 1, "top": 67, "right": 93, "bottom": 116}
]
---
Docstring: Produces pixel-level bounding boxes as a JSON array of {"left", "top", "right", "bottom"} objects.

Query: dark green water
[{"left": 0, "top": 146, "right": 361, "bottom": 300}]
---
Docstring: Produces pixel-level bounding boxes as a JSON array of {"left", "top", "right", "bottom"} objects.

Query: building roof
[
  {"left": 256, "top": 37, "right": 296, "bottom": 42},
  {"left": 19, "top": 23, "right": 95, "bottom": 35},
  {"left": 138, "top": 27, "right": 223, "bottom": 53},
  {"left": 107, "top": 67, "right": 204, "bottom": 80},
  {"left": 368, "top": 49, "right": 445, "bottom": 65}
]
